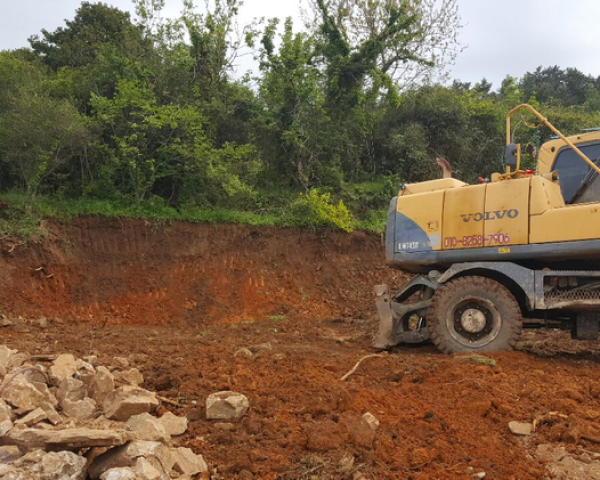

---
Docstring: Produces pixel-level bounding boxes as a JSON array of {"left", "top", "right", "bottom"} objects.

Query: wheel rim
[{"left": 445, "top": 297, "right": 502, "bottom": 348}]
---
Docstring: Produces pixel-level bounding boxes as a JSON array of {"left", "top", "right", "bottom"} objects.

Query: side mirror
[{"left": 505, "top": 143, "right": 519, "bottom": 169}]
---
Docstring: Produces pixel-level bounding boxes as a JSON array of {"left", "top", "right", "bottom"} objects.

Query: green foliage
[{"left": 290, "top": 190, "right": 353, "bottom": 232}]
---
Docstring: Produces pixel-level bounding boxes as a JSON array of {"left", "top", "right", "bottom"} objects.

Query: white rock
[
  {"left": 103, "top": 386, "right": 159, "bottom": 421},
  {"left": 508, "top": 421, "right": 533, "bottom": 436},
  {"left": 0, "top": 347, "right": 16, "bottom": 364},
  {"left": 206, "top": 391, "right": 249, "bottom": 421},
  {"left": 363, "top": 412, "right": 380, "bottom": 431},
  {"left": 1, "top": 374, "right": 47, "bottom": 410},
  {"left": 89, "top": 367, "right": 115, "bottom": 405},
  {"left": 62, "top": 397, "right": 97, "bottom": 420},
  {"left": 88, "top": 440, "right": 173, "bottom": 479},
  {"left": 0, "top": 417, "right": 13, "bottom": 436},
  {"left": 48, "top": 354, "right": 78, "bottom": 386},
  {"left": 125, "top": 413, "right": 170, "bottom": 442},
  {"left": 158, "top": 412, "right": 188, "bottom": 436},
  {"left": 3, "top": 427, "right": 133, "bottom": 450},
  {"left": 113, "top": 368, "right": 144, "bottom": 387},
  {"left": 100, "top": 467, "right": 138, "bottom": 480},
  {"left": 134, "top": 457, "right": 164, "bottom": 480},
  {"left": 0, "top": 445, "right": 22, "bottom": 464},
  {"left": 58, "top": 377, "right": 87, "bottom": 404},
  {"left": 171, "top": 447, "right": 208, "bottom": 476},
  {"left": 14, "top": 407, "right": 47, "bottom": 426}
]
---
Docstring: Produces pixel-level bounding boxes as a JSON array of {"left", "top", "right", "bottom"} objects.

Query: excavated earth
[{"left": 2, "top": 217, "right": 600, "bottom": 479}]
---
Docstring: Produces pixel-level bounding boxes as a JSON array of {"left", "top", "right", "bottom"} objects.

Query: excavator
[{"left": 374, "top": 104, "right": 600, "bottom": 353}]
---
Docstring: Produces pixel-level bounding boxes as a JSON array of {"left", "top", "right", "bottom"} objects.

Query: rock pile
[{"left": 0, "top": 345, "right": 207, "bottom": 480}]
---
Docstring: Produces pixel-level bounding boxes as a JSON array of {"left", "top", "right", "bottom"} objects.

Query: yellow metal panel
[
  {"left": 397, "top": 190, "right": 444, "bottom": 251},
  {"left": 484, "top": 178, "right": 529, "bottom": 246},
  {"left": 530, "top": 176, "right": 565, "bottom": 216},
  {"left": 530, "top": 203, "right": 600, "bottom": 243},
  {"left": 442, "top": 184, "right": 486, "bottom": 250},
  {"left": 538, "top": 131, "right": 600, "bottom": 175},
  {"left": 401, "top": 178, "right": 466, "bottom": 196}
]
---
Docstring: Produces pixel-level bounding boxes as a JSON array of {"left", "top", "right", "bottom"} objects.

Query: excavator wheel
[{"left": 426, "top": 276, "right": 522, "bottom": 354}]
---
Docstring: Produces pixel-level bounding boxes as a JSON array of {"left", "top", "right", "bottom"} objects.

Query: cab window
[{"left": 552, "top": 143, "right": 600, "bottom": 203}]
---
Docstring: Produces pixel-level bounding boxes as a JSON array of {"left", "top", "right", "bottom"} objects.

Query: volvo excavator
[{"left": 374, "top": 104, "right": 600, "bottom": 353}]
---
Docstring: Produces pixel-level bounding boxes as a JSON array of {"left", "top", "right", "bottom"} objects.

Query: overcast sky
[{"left": 1, "top": 0, "right": 599, "bottom": 89}]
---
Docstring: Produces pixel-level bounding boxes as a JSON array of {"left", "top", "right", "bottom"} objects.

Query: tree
[
  {"left": 0, "top": 55, "right": 90, "bottom": 208},
  {"left": 307, "top": 0, "right": 463, "bottom": 97}
]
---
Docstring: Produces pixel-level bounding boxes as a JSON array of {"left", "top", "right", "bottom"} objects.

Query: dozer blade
[{"left": 372, "top": 284, "right": 397, "bottom": 350}]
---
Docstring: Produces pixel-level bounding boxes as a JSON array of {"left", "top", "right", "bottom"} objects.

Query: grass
[{"left": 0, "top": 187, "right": 391, "bottom": 240}]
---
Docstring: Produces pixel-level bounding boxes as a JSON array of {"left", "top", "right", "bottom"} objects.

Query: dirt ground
[{"left": 2, "top": 218, "right": 600, "bottom": 479}]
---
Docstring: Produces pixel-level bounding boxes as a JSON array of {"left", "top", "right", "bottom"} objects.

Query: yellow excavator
[{"left": 374, "top": 104, "right": 600, "bottom": 353}]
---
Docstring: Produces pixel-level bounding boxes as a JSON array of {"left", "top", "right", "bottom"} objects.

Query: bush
[{"left": 289, "top": 189, "right": 353, "bottom": 232}]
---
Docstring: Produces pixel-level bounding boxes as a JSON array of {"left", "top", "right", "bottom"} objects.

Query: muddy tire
[{"left": 426, "top": 276, "right": 522, "bottom": 354}]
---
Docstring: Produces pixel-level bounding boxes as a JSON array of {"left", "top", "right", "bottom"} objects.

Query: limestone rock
[
  {"left": 89, "top": 366, "right": 115, "bottom": 405},
  {"left": 0, "top": 445, "right": 22, "bottom": 464},
  {"left": 58, "top": 377, "right": 87, "bottom": 404},
  {"left": 48, "top": 354, "right": 78, "bottom": 386},
  {"left": 1, "top": 374, "right": 47, "bottom": 411},
  {"left": 125, "top": 413, "right": 170, "bottom": 442},
  {"left": 158, "top": 412, "right": 187, "bottom": 436},
  {"left": 2, "top": 427, "right": 133, "bottom": 450},
  {"left": 363, "top": 412, "right": 380, "bottom": 431},
  {"left": 0, "top": 346, "right": 16, "bottom": 369},
  {"left": 509, "top": 421, "right": 533, "bottom": 436},
  {"left": 88, "top": 440, "right": 173, "bottom": 479},
  {"left": 171, "top": 447, "right": 208, "bottom": 476},
  {"left": 0, "top": 417, "right": 13, "bottom": 436},
  {"left": 113, "top": 368, "right": 144, "bottom": 387},
  {"left": 14, "top": 407, "right": 47, "bottom": 426},
  {"left": 134, "top": 457, "right": 164, "bottom": 480},
  {"left": 62, "top": 397, "right": 97, "bottom": 420},
  {"left": 103, "top": 386, "right": 159, "bottom": 421},
  {"left": 100, "top": 467, "right": 138, "bottom": 480},
  {"left": 206, "top": 391, "right": 249, "bottom": 421}
]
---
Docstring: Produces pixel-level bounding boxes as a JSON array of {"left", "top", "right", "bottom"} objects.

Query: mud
[{"left": 2, "top": 218, "right": 600, "bottom": 479}]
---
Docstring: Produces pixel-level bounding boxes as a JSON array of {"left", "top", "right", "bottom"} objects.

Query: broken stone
[
  {"left": 0, "top": 418, "right": 13, "bottom": 436},
  {"left": 0, "top": 398, "right": 14, "bottom": 420},
  {"left": 113, "top": 368, "right": 144, "bottom": 387},
  {"left": 158, "top": 411, "right": 187, "bottom": 436},
  {"left": 89, "top": 366, "right": 115, "bottom": 405},
  {"left": 23, "top": 367, "right": 47, "bottom": 385},
  {"left": 2, "top": 427, "right": 133, "bottom": 450},
  {"left": 7, "top": 352, "right": 28, "bottom": 370},
  {"left": 0, "top": 346, "right": 15, "bottom": 369},
  {"left": 508, "top": 421, "right": 533, "bottom": 436},
  {"left": 40, "top": 402, "right": 62, "bottom": 425},
  {"left": 134, "top": 457, "right": 164, "bottom": 480},
  {"left": 171, "top": 447, "right": 208, "bottom": 476},
  {"left": 100, "top": 467, "right": 138, "bottom": 480},
  {"left": 0, "top": 445, "right": 21, "bottom": 464},
  {"left": 363, "top": 412, "right": 380, "bottom": 431},
  {"left": 58, "top": 377, "right": 87, "bottom": 404},
  {"left": 14, "top": 407, "right": 47, "bottom": 426},
  {"left": 125, "top": 412, "right": 170, "bottom": 442},
  {"left": 234, "top": 348, "right": 253, "bottom": 359},
  {"left": 1, "top": 374, "right": 47, "bottom": 411},
  {"left": 31, "top": 381, "right": 58, "bottom": 407},
  {"left": 103, "top": 386, "right": 159, "bottom": 421},
  {"left": 113, "top": 357, "right": 130, "bottom": 368},
  {"left": 37, "top": 450, "right": 87, "bottom": 480},
  {"left": 62, "top": 397, "right": 97, "bottom": 420},
  {"left": 206, "top": 391, "right": 249, "bottom": 421},
  {"left": 48, "top": 354, "right": 78, "bottom": 386},
  {"left": 88, "top": 440, "right": 174, "bottom": 479}
]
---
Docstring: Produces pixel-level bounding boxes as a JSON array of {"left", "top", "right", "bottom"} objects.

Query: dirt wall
[{"left": 0, "top": 218, "right": 404, "bottom": 324}]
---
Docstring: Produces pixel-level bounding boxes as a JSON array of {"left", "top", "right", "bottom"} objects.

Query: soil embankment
[{"left": 0, "top": 217, "right": 403, "bottom": 324}]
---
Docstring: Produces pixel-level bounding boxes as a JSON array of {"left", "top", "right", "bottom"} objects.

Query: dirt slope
[{"left": 0, "top": 217, "right": 403, "bottom": 324}]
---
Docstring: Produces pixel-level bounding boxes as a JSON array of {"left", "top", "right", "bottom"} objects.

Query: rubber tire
[{"left": 426, "top": 276, "right": 522, "bottom": 354}]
